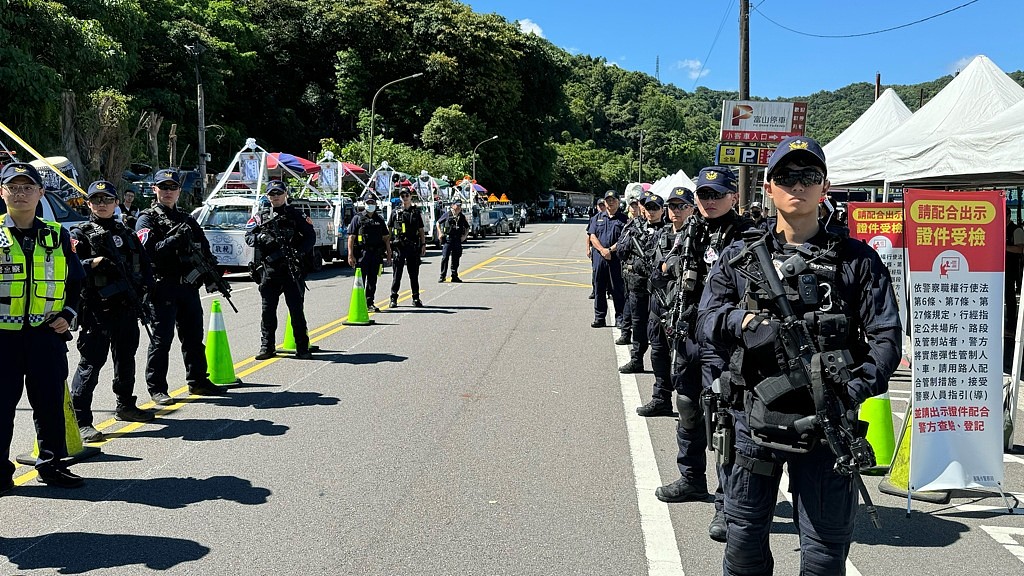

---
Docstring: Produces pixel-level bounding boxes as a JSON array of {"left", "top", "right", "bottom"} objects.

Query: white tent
[
  {"left": 822, "top": 88, "right": 912, "bottom": 161},
  {"left": 829, "top": 56, "right": 1024, "bottom": 187},
  {"left": 885, "top": 96, "right": 1024, "bottom": 186},
  {"left": 649, "top": 169, "right": 696, "bottom": 199}
]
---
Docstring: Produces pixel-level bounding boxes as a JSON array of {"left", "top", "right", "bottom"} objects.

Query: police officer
[
  {"left": 135, "top": 169, "right": 226, "bottom": 405},
  {"left": 389, "top": 186, "right": 426, "bottom": 307},
  {"left": 586, "top": 199, "right": 607, "bottom": 299},
  {"left": 639, "top": 186, "right": 696, "bottom": 418},
  {"left": 698, "top": 137, "right": 901, "bottom": 574},
  {"left": 347, "top": 195, "right": 392, "bottom": 311},
  {"left": 615, "top": 193, "right": 645, "bottom": 346},
  {"left": 589, "top": 190, "right": 627, "bottom": 329},
  {"left": 245, "top": 181, "right": 316, "bottom": 360},
  {"left": 0, "top": 163, "right": 87, "bottom": 488},
  {"left": 654, "top": 168, "right": 753, "bottom": 542},
  {"left": 436, "top": 199, "right": 470, "bottom": 283},
  {"left": 618, "top": 193, "right": 666, "bottom": 372},
  {"left": 71, "top": 181, "right": 156, "bottom": 443}
]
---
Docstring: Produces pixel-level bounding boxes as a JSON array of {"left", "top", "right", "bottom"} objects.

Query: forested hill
[{"left": 1, "top": 1, "right": 1021, "bottom": 199}]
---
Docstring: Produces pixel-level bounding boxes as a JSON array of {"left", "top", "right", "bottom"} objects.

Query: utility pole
[
  {"left": 638, "top": 130, "right": 645, "bottom": 183},
  {"left": 738, "top": 0, "right": 750, "bottom": 211},
  {"left": 185, "top": 43, "right": 207, "bottom": 195}
]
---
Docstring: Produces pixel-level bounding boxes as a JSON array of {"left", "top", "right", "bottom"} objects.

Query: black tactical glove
[
  {"left": 742, "top": 318, "right": 779, "bottom": 352},
  {"left": 258, "top": 233, "right": 278, "bottom": 250}
]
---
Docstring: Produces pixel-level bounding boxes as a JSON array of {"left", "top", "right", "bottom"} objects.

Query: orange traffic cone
[{"left": 343, "top": 268, "right": 374, "bottom": 326}]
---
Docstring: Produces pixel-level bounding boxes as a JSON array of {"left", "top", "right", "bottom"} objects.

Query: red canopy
[{"left": 268, "top": 152, "right": 320, "bottom": 174}]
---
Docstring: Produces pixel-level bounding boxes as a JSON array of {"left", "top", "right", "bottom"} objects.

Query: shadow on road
[
  {"left": 124, "top": 417, "right": 288, "bottom": 442},
  {"left": 11, "top": 474, "right": 271, "bottom": 509},
  {"left": 205, "top": 389, "right": 341, "bottom": 410},
  {"left": 315, "top": 352, "right": 408, "bottom": 365},
  {"left": 1, "top": 532, "right": 210, "bottom": 573}
]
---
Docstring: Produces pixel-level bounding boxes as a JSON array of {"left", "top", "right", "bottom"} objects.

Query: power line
[
  {"left": 752, "top": 0, "right": 981, "bottom": 39},
  {"left": 691, "top": 0, "right": 735, "bottom": 90}
]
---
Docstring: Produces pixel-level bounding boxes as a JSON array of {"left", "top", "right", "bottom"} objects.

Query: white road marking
[
  {"left": 980, "top": 525, "right": 1024, "bottom": 564},
  {"left": 613, "top": 328, "right": 686, "bottom": 576}
]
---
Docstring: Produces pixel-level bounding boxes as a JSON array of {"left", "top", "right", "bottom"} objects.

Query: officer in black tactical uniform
[
  {"left": 698, "top": 137, "right": 901, "bottom": 575},
  {"left": 618, "top": 192, "right": 666, "bottom": 373},
  {"left": 347, "top": 195, "right": 392, "bottom": 311},
  {"left": 71, "top": 181, "right": 156, "bottom": 443},
  {"left": 653, "top": 167, "right": 753, "bottom": 544},
  {"left": 639, "top": 187, "right": 695, "bottom": 417},
  {"left": 388, "top": 186, "right": 426, "bottom": 307},
  {"left": 245, "top": 181, "right": 316, "bottom": 360},
  {"left": 135, "top": 169, "right": 226, "bottom": 404},
  {"left": 436, "top": 199, "right": 470, "bottom": 283},
  {"left": 615, "top": 193, "right": 645, "bottom": 346}
]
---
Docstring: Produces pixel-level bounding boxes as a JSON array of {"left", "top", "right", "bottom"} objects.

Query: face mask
[{"left": 365, "top": 204, "right": 377, "bottom": 213}]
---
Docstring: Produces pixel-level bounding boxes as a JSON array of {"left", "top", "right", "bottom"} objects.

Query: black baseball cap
[{"left": 766, "top": 136, "right": 827, "bottom": 178}]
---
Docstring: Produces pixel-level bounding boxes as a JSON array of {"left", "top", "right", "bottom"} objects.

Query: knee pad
[{"left": 675, "top": 395, "right": 703, "bottom": 430}]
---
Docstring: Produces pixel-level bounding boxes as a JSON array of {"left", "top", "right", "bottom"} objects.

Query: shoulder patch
[
  {"left": 137, "top": 228, "right": 150, "bottom": 245},
  {"left": 70, "top": 238, "right": 78, "bottom": 253}
]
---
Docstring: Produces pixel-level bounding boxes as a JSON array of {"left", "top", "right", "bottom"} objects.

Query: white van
[{"left": 196, "top": 195, "right": 339, "bottom": 272}]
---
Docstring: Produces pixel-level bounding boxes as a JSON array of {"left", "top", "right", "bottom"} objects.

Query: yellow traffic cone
[
  {"left": 16, "top": 381, "right": 101, "bottom": 465},
  {"left": 205, "top": 299, "right": 241, "bottom": 386},
  {"left": 343, "top": 267, "right": 374, "bottom": 326},
  {"left": 859, "top": 391, "right": 896, "bottom": 475},
  {"left": 877, "top": 404, "right": 950, "bottom": 503}
]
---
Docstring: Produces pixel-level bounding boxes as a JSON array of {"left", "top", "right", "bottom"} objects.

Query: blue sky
[{"left": 463, "top": 0, "right": 1022, "bottom": 98}]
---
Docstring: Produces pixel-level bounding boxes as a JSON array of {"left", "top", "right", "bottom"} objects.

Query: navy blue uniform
[
  {"left": 389, "top": 205, "right": 425, "bottom": 299},
  {"left": 620, "top": 218, "right": 663, "bottom": 365},
  {"left": 0, "top": 218, "right": 84, "bottom": 479},
  {"left": 436, "top": 210, "right": 469, "bottom": 281},
  {"left": 70, "top": 216, "right": 153, "bottom": 425},
  {"left": 590, "top": 210, "right": 628, "bottom": 327},
  {"left": 246, "top": 204, "right": 316, "bottom": 353},
  {"left": 697, "top": 226, "right": 901, "bottom": 576},
  {"left": 135, "top": 204, "right": 216, "bottom": 394},
  {"left": 347, "top": 211, "right": 390, "bottom": 304},
  {"left": 661, "top": 211, "right": 752, "bottom": 503}
]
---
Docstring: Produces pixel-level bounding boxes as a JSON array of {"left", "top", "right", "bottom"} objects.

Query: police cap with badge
[
  {"left": 153, "top": 169, "right": 180, "bottom": 186},
  {"left": 694, "top": 166, "right": 737, "bottom": 199},
  {"left": 666, "top": 186, "right": 695, "bottom": 207},
  {"left": 0, "top": 162, "right": 43, "bottom": 187},
  {"left": 87, "top": 180, "right": 118, "bottom": 200},
  {"left": 765, "top": 136, "right": 827, "bottom": 179}
]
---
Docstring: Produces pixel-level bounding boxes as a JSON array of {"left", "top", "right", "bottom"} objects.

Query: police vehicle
[{"left": 196, "top": 194, "right": 339, "bottom": 273}]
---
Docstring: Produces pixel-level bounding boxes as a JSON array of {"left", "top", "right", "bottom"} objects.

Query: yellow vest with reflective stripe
[{"left": 0, "top": 220, "right": 67, "bottom": 330}]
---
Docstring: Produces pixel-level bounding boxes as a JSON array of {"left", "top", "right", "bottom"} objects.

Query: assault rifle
[
  {"left": 168, "top": 221, "right": 238, "bottom": 313},
  {"left": 261, "top": 211, "right": 307, "bottom": 291},
  {"left": 664, "top": 215, "right": 701, "bottom": 343},
  {"left": 99, "top": 234, "right": 156, "bottom": 338},
  {"left": 730, "top": 235, "right": 881, "bottom": 528}
]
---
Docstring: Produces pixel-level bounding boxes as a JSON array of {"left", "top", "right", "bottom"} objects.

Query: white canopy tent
[
  {"left": 649, "top": 169, "right": 696, "bottom": 199},
  {"left": 885, "top": 96, "right": 1024, "bottom": 187},
  {"left": 822, "top": 88, "right": 912, "bottom": 161},
  {"left": 829, "top": 56, "right": 1024, "bottom": 187}
]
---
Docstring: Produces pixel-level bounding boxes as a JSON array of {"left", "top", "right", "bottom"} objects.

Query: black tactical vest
[{"left": 75, "top": 221, "right": 142, "bottom": 297}]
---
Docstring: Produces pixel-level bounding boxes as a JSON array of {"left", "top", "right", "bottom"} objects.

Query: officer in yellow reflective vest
[{"left": 0, "top": 162, "right": 87, "bottom": 491}]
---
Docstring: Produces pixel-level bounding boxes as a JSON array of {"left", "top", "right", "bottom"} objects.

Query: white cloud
[
  {"left": 949, "top": 55, "right": 979, "bottom": 75},
  {"left": 677, "top": 59, "right": 709, "bottom": 80},
  {"left": 517, "top": 19, "right": 544, "bottom": 37}
]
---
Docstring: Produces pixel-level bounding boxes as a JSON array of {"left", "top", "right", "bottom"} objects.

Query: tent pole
[{"left": 1010, "top": 250, "right": 1024, "bottom": 451}]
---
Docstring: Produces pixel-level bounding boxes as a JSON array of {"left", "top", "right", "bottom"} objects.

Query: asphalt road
[{"left": 2, "top": 218, "right": 1023, "bottom": 575}]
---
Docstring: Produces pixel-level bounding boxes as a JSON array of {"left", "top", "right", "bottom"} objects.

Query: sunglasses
[
  {"left": 267, "top": 190, "right": 286, "bottom": 196},
  {"left": 644, "top": 204, "right": 663, "bottom": 211},
  {"left": 772, "top": 169, "right": 825, "bottom": 188},
  {"left": 696, "top": 189, "right": 728, "bottom": 201},
  {"left": 667, "top": 203, "right": 692, "bottom": 211},
  {"left": 157, "top": 183, "right": 180, "bottom": 191},
  {"left": 88, "top": 197, "right": 117, "bottom": 205}
]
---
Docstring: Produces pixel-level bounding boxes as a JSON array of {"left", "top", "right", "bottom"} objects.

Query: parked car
[
  {"left": 471, "top": 204, "right": 494, "bottom": 238},
  {"left": 489, "top": 210, "right": 510, "bottom": 236},
  {"left": 492, "top": 205, "right": 521, "bottom": 232}
]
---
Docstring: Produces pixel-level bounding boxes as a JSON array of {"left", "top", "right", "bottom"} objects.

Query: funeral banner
[
  {"left": 905, "top": 189, "right": 1004, "bottom": 491},
  {"left": 848, "top": 202, "right": 907, "bottom": 332}
]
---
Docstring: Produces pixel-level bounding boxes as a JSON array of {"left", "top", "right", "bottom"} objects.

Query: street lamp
[
  {"left": 368, "top": 72, "right": 424, "bottom": 170},
  {"left": 185, "top": 42, "right": 208, "bottom": 195},
  {"left": 472, "top": 135, "right": 498, "bottom": 181},
  {"left": 638, "top": 129, "right": 645, "bottom": 182}
]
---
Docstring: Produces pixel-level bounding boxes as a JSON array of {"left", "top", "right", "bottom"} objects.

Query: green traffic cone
[
  {"left": 205, "top": 299, "right": 241, "bottom": 385},
  {"left": 343, "top": 268, "right": 374, "bottom": 326}
]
